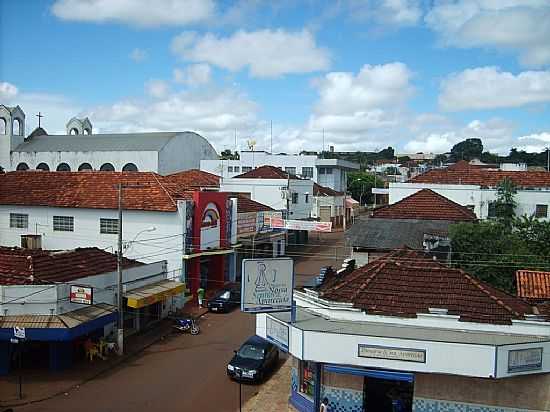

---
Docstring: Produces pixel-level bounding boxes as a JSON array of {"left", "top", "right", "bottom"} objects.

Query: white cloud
[
  {"left": 51, "top": 0, "right": 215, "bottom": 27},
  {"left": 439, "top": 66, "right": 550, "bottom": 111},
  {"left": 349, "top": 0, "right": 422, "bottom": 27},
  {"left": 0, "top": 81, "right": 19, "bottom": 101},
  {"left": 517, "top": 132, "right": 550, "bottom": 152},
  {"left": 425, "top": 1, "right": 550, "bottom": 66},
  {"left": 145, "top": 79, "right": 170, "bottom": 99},
  {"left": 173, "top": 63, "right": 211, "bottom": 86},
  {"left": 171, "top": 29, "right": 330, "bottom": 78},
  {"left": 129, "top": 48, "right": 147, "bottom": 62}
]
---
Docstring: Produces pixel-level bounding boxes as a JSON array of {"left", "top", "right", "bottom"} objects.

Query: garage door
[{"left": 319, "top": 206, "right": 331, "bottom": 222}]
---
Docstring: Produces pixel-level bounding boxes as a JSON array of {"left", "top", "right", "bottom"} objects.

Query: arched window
[
  {"left": 0, "top": 118, "right": 6, "bottom": 134},
  {"left": 70, "top": 128, "right": 79, "bottom": 135},
  {"left": 78, "top": 162, "right": 93, "bottom": 171},
  {"left": 122, "top": 163, "right": 138, "bottom": 172},
  {"left": 13, "top": 118, "right": 22, "bottom": 135},
  {"left": 36, "top": 163, "right": 50, "bottom": 171},
  {"left": 84, "top": 128, "right": 91, "bottom": 135},
  {"left": 56, "top": 163, "right": 71, "bottom": 172},
  {"left": 100, "top": 163, "right": 115, "bottom": 171},
  {"left": 16, "top": 162, "right": 29, "bottom": 171}
]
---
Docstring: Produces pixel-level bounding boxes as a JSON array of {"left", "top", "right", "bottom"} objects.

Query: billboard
[
  {"left": 70, "top": 285, "right": 93, "bottom": 305},
  {"left": 265, "top": 216, "right": 332, "bottom": 232},
  {"left": 241, "top": 258, "right": 293, "bottom": 313}
]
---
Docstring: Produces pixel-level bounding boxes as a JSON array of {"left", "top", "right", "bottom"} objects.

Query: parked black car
[
  {"left": 207, "top": 286, "right": 241, "bottom": 313},
  {"left": 227, "top": 335, "right": 279, "bottom": 383}
]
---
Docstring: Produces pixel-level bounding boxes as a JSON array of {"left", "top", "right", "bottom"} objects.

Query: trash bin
[{"left": 197, "top": 288, "right": 205, "bottom": 307}]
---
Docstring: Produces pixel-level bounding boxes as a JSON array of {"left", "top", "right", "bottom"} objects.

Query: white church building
[{"left": 0, "top": 104, "right": 218, "bottom": 174}]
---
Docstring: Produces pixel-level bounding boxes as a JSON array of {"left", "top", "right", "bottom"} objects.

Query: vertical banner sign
[{"left": 241, "top": 258, "right": 293, "bottom": 313}]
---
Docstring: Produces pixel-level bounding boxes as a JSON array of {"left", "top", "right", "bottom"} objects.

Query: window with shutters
[
  {"left": 10, "top": 213, "right": 28, "bottom": 229},
  {"left": 100, "top": 218, "right": 119, "bottom": 234},
  {"left": 53, "top": 216, "right": 74, "bottom": 232}
]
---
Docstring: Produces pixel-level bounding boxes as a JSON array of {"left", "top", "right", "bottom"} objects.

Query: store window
[{"left": 299, "top": 360, "right": 316, "bottom": 399}]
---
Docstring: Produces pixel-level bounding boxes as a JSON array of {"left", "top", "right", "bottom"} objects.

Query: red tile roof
[
  {"left": 0, "top": 171, "right": 194, "bottom": 212},
  {"left": 516, "top": 270, "right": 550, "bottom": 300},
  {"left": 317, "top": 249, "right": 535, "bottom": 325},
  {"left": 235, "top": 195, "right": 274, "bottom": 213},
  {"left": 0, "top": 247, "right": 143, "bottom": 285},
  {"left": 163, "top": 169, "right": 220, "bottom": 189},
  {"left": 234, "top": 165, "right": 299, "bottom": 179},
  {"left": 372, "top": 189, "right": 477, "bottom": 221},
  {"left": 313, "top": 183, "right": 344, "bottom": 197},
  {"left": 410, "top": 165, "right": 550, "bottom": 188}
]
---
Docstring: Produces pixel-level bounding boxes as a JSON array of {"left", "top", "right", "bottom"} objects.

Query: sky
[{"left": 1, "top": 0, "right": 550, "bottom": 155}]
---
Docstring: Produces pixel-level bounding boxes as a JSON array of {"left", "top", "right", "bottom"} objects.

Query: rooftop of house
[
  {"left": 235, "top": 195, "right": 274, "bottom": 213},
  {"left": 410, "top": 161, "right": 550, "bottom": 188},
  {"left": 233, "top": 165, "right": 299, "bottom": 180},
  {"left": 313, "top": 183, "right": 344, "bottom": 197},
  {"left": 372, "top": 189, "right": 477, "bottom": 221},
  {"left": 315, "top": 248, "right": 536, "bottom": 325},
  {"left": 163, "top": 169, "right": 220, "bottom": 189},
  {"left": 516, "top": 270, "right": 550, "bottom": 300},
  {"left": 0, "top": 171, "right": 194, "bottom": 212},
  {"left": 0, "top": 247, "right": 143, "bottom": 285}
]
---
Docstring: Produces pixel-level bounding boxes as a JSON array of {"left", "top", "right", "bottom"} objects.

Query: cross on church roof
[{"left": 36, "top": 112, "right": 44, "bottom": 127}]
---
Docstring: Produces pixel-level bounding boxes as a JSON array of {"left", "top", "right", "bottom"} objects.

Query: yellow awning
[{"left": 125, "top": 280, "right": 186, "bottom": 309}]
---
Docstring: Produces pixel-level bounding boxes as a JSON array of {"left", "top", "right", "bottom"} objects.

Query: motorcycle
[{"left": 172, "top": 317, "right": 200, "bottom": 335}]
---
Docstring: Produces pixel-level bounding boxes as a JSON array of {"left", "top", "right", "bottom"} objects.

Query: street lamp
[{"left": 123, "top": 227, "right": 157, "bottom": 253}]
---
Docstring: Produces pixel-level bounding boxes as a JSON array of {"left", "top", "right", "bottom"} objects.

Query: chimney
[{"left": 21, "top": 234, "right": 42, "bottom": 250}]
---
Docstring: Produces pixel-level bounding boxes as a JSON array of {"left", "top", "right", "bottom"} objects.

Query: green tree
[
  {"left": 494, "top": 177, "right": 517, "bottom": 224},
  {"left": 220, "top": 149, "right": 239, "bottom": 160},
  {"left": 347, "top": 172, "right": 384, "bottom": 205},
  {"left": 450, "top": 138, "right": 483, "bottom": 162}
]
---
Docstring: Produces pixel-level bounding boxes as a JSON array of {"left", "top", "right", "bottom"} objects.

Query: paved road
[{"left": 17, "top": 311, "right": 257, "bottom": 412}]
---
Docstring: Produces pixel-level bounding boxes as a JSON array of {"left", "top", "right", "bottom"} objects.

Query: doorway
[{"left": 363, "top": 376, "right": 413, "bottom": 412}]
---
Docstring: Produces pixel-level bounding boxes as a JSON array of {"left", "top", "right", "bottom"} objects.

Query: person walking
[{"left": 320, "top": 397, "right": 329, "bottom": 412}]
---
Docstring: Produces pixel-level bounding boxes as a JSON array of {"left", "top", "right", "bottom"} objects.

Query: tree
[
  {"left": 220, "top": 149, "right": 239, "bottom": 160},
  {"left": 494, "top": 177, "right": 517, "bottom": 224},
  {"left": 347, "top": 171, "right": 384, "bottom": 205},
  {"left": 450, "top": 138, "right": 483, "bottom": 162}
]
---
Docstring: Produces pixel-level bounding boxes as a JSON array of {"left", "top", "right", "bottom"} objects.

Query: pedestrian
[{"left": 320, "top": 397, "right": 329, "bottom": 412}]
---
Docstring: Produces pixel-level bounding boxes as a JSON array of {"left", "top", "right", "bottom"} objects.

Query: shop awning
[
  {"left": 0, "top": 303, "right": 117, "bottom": 341},
  {"left": 125, "top": 280, "right": 186, "bottom": 309}
]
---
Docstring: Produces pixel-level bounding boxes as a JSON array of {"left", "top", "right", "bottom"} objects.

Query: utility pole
[
  {"left": 547, "top": 147, "right": 549, "bottom": 172},
  {"left": 270, "top": 120, "right": 273, "bottom": 154},
  {"left": 117, "top": 183, "right": 124, "bottom": 356}
]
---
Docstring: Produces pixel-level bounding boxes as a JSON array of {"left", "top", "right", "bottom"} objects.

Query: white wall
[
  {"left": 0, "top": 261, "right": 167, "bottom": 316},
  {"left": 390, "top": 183, "right": 550, "bottom": 220},
  {"left": 10, "top": 150, "right": 158, "bottom": 173},
  {"left": 0, "top": 205, "right": 185, "bottom": 276},
  {"left": 312, "top": 195, "right": 345, "bottom": 219},
  {"left": 220, "top": 178, "right": 314, "bottom": 220},
  {"left": 158, "top": 133, "right": 218, "bottom": 175}
]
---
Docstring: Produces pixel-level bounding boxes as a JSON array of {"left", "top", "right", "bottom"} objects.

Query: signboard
[
  {"left": 70, "top": 285, "right": 93, "bottom": 305},
  {"left": 265, "top": 216, "right": 332, "bottom": 232},
  {"left": 241, "top": 258, "right": 293, "bottom": 313},
  {"left": 266, "top": 316, "right": 289, "bottom": 351},
  {"left": 508, "top": 347, "right": 543, "bottom": 373},
  {"left": 358, "top": 344, "right": 426, "bottom": 363},
  {"left": 13, "top": 327, "right": 25, "bottom": 339}
]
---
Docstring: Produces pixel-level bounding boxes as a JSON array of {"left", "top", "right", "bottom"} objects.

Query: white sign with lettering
[
  {"left": 508, "top": 348, "right": 543, "bottom": 373},
  {"left": 266, "top": 316, "right": 289, "bottom": 351},
  {"left": 358, "top": 344, "right": 426, "bottom": 363}
]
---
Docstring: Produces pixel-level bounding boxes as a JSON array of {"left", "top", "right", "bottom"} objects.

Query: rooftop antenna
[
  {"left": 234, "top": 128, "right": 237, "bottom": 153},
  {"left": 247, "top": 139, "right": 256, "bottom": 168},
  {"left": 322, "top": 129, "right": 325, "bottom": 153},
  {"left": 270, "top": 120, "right": 273, "bottom": 154}
]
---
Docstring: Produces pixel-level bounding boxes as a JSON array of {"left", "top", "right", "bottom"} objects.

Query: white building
[
  {"left": 0, "top": 104, "right": 218, "bottom": 174},
  {"left": 311, "top": 183, "right": 346, "bottom": 229},
  {"left": 390, "top": 161, "right": 550, "bottom": 220},
  {"left": 200, "top": 150, "right": 359, "bottom": 192},
  {"left": 220, "top": 165, "right": 314, "bottom": 220},
  {"left": 257, "top": 249, "right": 550, "bottom": 412}
]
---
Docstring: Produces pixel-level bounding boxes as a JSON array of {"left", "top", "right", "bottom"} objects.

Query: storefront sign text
[
  {"left": 508, "top": 347, "right": 543, "bottom": 373},
  {"left": 358, "top": 344, "right": 426, "bottom": 363},
  {"left": 266, "top": 316, "right": 289, "bottom": 351},
  {"left": 70, "top": 285, "right": 93, "bottom": 305}
]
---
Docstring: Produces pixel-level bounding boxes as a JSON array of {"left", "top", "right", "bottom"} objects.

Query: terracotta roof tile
[
  {"left": 410, "top": 165, "right": 550, "bottom": 188},
  {"left": 317, "top": 249, "right": 535, "bottom": 325},
  {"left": 372, "top": 189, "right": 477, "bottom": 221},
  {"left": 313, "top": 183, "right": 344, "bottom": 197},
  {"left": 516, "top": 270, "right": 550, "bottom": 299},
  {"left": 0, "top": 247, "right": 143, "bottom": 285},
  {"left": 234, "top": 165, "right": 299, "bottom": 179},
  {"left": 235, "top": 195, "right": 274, "bottom": 213},
  {"left": 163, "top": 169, "right": 220, "bottom": 188},
  {"left": 0, "top": 171, "right": 195, "bottom": 212}
]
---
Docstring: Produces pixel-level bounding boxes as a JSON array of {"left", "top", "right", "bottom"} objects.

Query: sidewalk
[
  {"left": 0, "top": 308, "right": 205, "bottom": 408},
  {"left": 240, "top": 356, "right": 297, "bottom": 412}
]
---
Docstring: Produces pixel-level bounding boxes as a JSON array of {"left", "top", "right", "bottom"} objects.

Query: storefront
[{"left": 256, "top": 249, "right": 550, "bottom": 412}]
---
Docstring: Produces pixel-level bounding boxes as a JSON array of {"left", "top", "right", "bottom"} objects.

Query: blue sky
[{"left": 1, "top": 0, "right": 550, "bottom": 155}]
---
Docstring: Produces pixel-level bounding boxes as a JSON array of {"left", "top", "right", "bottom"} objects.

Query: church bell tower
[{"left": 0, "top": 104, "right": 25, "bottom": 171}]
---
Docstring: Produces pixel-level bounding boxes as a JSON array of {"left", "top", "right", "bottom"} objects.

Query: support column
[
  {"left": 0, "top": 341, "right": 13, "bottom": 375},
  {"left": 49, "top": 341, "right": 73, "bottom": 371}
]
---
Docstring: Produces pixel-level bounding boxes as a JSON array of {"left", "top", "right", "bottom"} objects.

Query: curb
[{"left": 1, "top": 312, "right": 210, "bottom": 408}]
